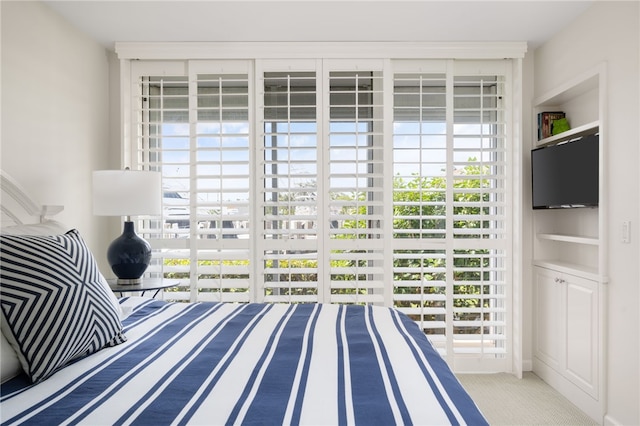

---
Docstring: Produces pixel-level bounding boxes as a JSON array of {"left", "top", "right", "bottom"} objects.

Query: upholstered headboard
[{"left": 0, "top": 171, "right": 63, "bottom": 227}]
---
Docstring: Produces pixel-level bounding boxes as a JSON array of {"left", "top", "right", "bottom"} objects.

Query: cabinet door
[
  {"left": 564, "top": 275, "right": 598, "bottom": 398},
  {"left": 533, "top": 267, "right": 563, "bottom": 370}
]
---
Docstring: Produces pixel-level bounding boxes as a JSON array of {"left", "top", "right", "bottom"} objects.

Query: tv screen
[{"left": 531, "top": 133, "right": 599, "bottom": 209}]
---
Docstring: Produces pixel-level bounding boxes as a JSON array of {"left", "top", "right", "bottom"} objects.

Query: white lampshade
[{"left": 93, "top": 170, "right": 162, "bottom": 217}]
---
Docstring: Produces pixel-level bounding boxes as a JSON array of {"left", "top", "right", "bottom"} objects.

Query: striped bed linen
[{"left": 1, "top": 297, "right": 487, "bottom": 425}]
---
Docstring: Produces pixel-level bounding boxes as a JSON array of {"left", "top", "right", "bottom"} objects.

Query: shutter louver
[
  {"left": 192, "top": 72, "right": 251, "bottom": 302},
  {"left": 392, "top": 73, "right": 447, "bottom": 240},
  {"left": 327, "top": 70, "right": 385, "bottom": 304},
  {"left": 393, "top": 249, "right": 447, "bottom": 352},
  {"left": 261, "top": 71, "right": 320, "bottom": 303},
  {"left": 392, "top": 72, "right": 449, "bottom": 349},
  {"left": 451, "top": 75, "right": 507, "bottom": 357},
  {"left": 135, "top": 75, "right": 192, "bottom": 300}
]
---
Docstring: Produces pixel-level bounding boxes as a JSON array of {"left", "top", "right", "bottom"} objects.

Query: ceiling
[{"left": 43, "top": 0, "right": 594, "bottom": 50}]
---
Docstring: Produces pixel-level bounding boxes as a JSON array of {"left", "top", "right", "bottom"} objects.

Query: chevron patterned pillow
[{"left": 0, "top": 229, "right": 127, "bottom": 383}]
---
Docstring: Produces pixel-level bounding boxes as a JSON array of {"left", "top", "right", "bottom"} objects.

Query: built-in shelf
[
  {"left": 533, "top": 69, "right": 599, "bottom": 108},
  {"left": 531, "top": 63, "right": 607, "bottom": 423},
  {"left": 537, "top": 233, "right": 599, "bottom": 246},
  {"left": 533, "top": 260, "right": 604, "bottom": 283},
  {"left": 536, "top": 121, "right": 600, "bottom": 147}
]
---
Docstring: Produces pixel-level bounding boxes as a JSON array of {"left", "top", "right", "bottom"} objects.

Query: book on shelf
[{"left": 537, "top": 111, "right": 566, "bottom": 140}]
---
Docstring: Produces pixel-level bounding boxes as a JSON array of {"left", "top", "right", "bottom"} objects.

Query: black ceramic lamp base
[{"left": 107, "top": 221, "right": 152, "bottom": 285}]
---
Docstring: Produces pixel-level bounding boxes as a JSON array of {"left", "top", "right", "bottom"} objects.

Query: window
[
  {"left": 391, "top": 65, "right": 510, "bottom": 366},
  {"left": 261, "top": 69, "right": 319, "bottom": 302},
  {"left": 126, "top": 55, "right": 515, "bottom": 371},
  {"left": 134, "top": 62, "right": 252, "bottom": 302}
]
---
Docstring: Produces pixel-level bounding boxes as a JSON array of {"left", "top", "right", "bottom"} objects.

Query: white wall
[
  {"left": 1, "top": 1, "right": 116, "bottom": 270},
  {"left": 533, "top": 2, "right": 639, "bottom": 425}
]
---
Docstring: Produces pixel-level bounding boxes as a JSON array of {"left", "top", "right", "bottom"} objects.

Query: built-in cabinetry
[
  {"left": 534, "top": 267, "right": 600, "bottom": 394},
  {"left": 532, "top": 64, "right": 607, "bottom": 423}
]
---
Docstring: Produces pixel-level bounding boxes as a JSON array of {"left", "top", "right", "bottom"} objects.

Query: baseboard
[{"left": 522, "top": 359, "right": 533, "bottom": 371}]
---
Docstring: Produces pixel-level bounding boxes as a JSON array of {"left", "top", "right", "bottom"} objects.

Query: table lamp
[{"left": 93, "top": 169, "right": 162, "bottom": 284}]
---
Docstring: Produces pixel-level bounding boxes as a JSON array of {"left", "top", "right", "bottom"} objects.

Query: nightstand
[{"left": 107, "top": 278, "right": 180, "bottom": 298}]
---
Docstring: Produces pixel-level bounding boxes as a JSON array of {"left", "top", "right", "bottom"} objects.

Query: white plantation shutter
[
  {"left": 392, "top": 69, "right": 449, "bottom": 350},
  {"left": 451, "top": 71, "right": 508, "bottom": 362},
  {"left": 258, "top": 65, "right": 320, "bottom": 303},
  {"left": 391, "top": 61, "right": 510, "bottom": 366},
  {"left": 191, "top": 65, "right": 252, "bottom": 303},
  {"left": 127, "top": 56, "right": 514, "bottom": 371},
  {"left": 392, "top": 71, "right": 447, "bottom": 240},
  {"left": 326, "top": 64, "right": 386, "bottom": 304},
  {"left": 132, "top": 69, "right": 191, "bottom": 301},
  {"left": 132, "top": 61, "right": 252, "bottom": 302},
  {"left": 256, "top": 61, "right": 388, "bottom": 304}
]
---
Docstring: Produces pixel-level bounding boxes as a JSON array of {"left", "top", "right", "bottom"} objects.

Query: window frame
[{"left": 117, "top": 42, "right": 525, "bottom": 375}]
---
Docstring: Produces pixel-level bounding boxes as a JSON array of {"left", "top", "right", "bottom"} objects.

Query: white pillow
[
  {"left": 0, "top": 220, "right": 68, "bottom": 236},
  {"left": 1, "top": 320, "right": 22, "bottom": 383}
]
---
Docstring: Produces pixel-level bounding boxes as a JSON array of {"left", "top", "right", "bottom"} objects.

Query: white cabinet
[
  {"left": 533, "top": 267, "right": 599, "bottom": 399},
  {"left": 565, "top": 275, "right": 599, "bottom": 397},
  {"left": 533, "top": 267, "right": 563, "bottom": 370},
  {"left": 531, "top": 64, "right": 606, "bottom": 423}
]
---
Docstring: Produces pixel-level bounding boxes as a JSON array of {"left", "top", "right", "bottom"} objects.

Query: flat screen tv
[{"left": 531, "top": 133, "right": 599, "bottom": 209}]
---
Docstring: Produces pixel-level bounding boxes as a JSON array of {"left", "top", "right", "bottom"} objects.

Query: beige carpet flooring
[{"left": 456, "top": 372, "right": 598, "bottom": 425}]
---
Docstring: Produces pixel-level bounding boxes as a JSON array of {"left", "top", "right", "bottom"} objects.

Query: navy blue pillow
[{"left": 0, "top": 230, "right": 126, "bottom": 383}]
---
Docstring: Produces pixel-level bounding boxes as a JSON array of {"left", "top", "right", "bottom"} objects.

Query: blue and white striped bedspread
[{"left": 1, "top": 298, "right": 487, "bottom": 425}]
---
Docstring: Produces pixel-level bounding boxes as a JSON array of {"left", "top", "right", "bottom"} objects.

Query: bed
[{"left": 0, "top": 171, "right": 487, "bottom": 425}]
